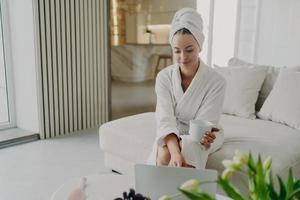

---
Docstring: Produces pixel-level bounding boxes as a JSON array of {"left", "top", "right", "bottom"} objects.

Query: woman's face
[{"left": 172, "top": 33, "right": 201, "bottom": 69}]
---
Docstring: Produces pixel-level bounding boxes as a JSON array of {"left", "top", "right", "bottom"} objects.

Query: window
[
  {"left": 197, "top": 0, "right": 239, "bottom": 66},
  {"left": 211, "top": 0, "right": 238, "bottom": 66},
  {"left": 0, "top": 0, "right": 15, "bottom": 129}
]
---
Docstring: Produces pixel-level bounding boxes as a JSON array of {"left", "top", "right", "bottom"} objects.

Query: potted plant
[
  {"left": 159, "top": 150, "right": 300, "bottom": 200},
  {"left": 115, "top": 150, "right": 300, "bottom": 200}
]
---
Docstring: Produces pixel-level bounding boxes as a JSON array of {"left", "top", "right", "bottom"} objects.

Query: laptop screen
[{"left": 134, "top": 164, "right": 217, "bottom": 200}]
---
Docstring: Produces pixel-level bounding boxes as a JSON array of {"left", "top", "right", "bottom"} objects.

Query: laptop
[{"left": 134, "top": 164, "right": 218, "bottom": 200}]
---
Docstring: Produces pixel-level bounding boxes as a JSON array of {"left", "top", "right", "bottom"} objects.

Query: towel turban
[{"left": 169, "top": 8, "right": 205, "bottom": 49}]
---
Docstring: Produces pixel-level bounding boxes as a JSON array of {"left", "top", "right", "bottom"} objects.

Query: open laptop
[{"left": 134, "top": 164, "right": 218, "bottom": 200}]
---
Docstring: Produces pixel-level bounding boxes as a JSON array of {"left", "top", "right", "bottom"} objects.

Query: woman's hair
[{"left": 174, "top": 28, "right": 192, "bottom": 35}]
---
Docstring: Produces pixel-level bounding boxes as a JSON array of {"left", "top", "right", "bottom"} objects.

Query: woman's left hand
[{"left": 200, "top": 128, "right": 219, "bottom": 149}]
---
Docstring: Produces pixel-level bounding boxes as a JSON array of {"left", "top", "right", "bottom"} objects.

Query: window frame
[{"left": 0, "top": 0, "right": 16, "bottom": 130}]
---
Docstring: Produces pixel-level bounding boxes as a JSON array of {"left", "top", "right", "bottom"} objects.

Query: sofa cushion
[
  {"left": 207, "top": 114, "right": 300, "bottom": 175},
  {"left": 257, "top": 70, "right": 300, "bottom": 130},
  {"left": 100, "top": 112, "right": 300, "bottom": 176},
  {"left": 227, "top": 57, "right": 300, "bottom": 111},
  {"left": 214, "top": 65, "right": 267, "bottom": 119},
  {"left": 99, "top": 113, "right": 156, "bottom": 164},
  {"left": 227, "top": 58, "right": 280, "bottom": 111},
  {"left": 207, "top": 114, "right": 300, "bottom": 193}
]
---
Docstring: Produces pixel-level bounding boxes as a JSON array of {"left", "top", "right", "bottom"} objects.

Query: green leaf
[
  {"left": 268, "top": 184, "right": 279, "bottom": 200},
  {"left": 248, "top": 153, "right": 256, "bottom": 173},
  {"left": 248, "top": 178, "right": 255, "bottom": 193},
  {"left": 218, "top": 176, "right": 245, "bottom": 200},
  {"left": 287, "top": 188, "right": 300, "bottom": 200},
  {"left": 255, "top": 155, "right": 268, "bottom": 199},
  {"left": 286, "top": 168, "right": 294, "bottom": 195},
  {"left": 268, "top": 171, "right": 279, "bottom": 200},
  {"left": 265, "top": 169, "right": 272, "bottom": 185},
  {"left": 178, "top": 188, "right": 215, "bottom": 200},
  {"left": 293, "top": 180, "right": 300, "bottom": 190},
  {"left": 278, "top": 176, "right": 287, "bottom": 199}
]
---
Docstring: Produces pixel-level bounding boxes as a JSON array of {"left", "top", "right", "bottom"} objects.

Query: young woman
[{"left": 147, "top": 8, "right": 226, "bottom": 169}]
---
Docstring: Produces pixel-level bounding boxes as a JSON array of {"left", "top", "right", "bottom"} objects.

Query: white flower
[
  {"left": 263, "top": 156, "right": 272, "bottom": 170},
  {"left": 158, "top": 195, "right": 171, "bottom": 200},
  {"left": 222, "top": 168, "right": 234, "bottom": 180},
  {"left": 222, "top": 159, "right": 241, "bottom": 170},
  {"left": 222, "top": 160, "right": 234, "bottom": 168},
  {"left": 180, "top": 179, "right": 200, "bottom": 192},
  {"left": 234, "top": 150, "right": 247, "bottom": 165}
]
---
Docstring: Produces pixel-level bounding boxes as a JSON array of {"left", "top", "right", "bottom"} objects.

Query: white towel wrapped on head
[{"left": 169, "top": 8, "right": 205, "bottom": 49}]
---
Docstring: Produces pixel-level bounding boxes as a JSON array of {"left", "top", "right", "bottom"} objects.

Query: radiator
[{"left": 33, "top": 0, "right": 110, "bottom": 138}]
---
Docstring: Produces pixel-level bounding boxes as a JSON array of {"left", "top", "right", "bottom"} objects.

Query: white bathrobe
[{"left": 147, "top": 60, "right": 226, "bottom": 168}]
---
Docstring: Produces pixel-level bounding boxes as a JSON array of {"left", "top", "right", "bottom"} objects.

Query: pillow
[
  {"left": 228, "top": 57, "right": 300, "bottom": 111},
  {"left": 257, "top": 70, "right": 300, "bottom": 130},
  {"left": 214, "top": 65, "right": 267, "bottom": 119},
  {"left": 228, "top": 58, "right": 280, "bottom": 111}
]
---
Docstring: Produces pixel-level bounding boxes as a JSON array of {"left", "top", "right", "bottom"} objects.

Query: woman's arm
[
  {"left": 155, "top": 72, "right": 180, "bottom": 146},
  {"left": 164, "top": 133, "right": 181, "bottom": 155},
  {"left": 155, "top": 71, "right": 188, "bottom": 166},
  {"left": 165, "top": 133, "right": 187, "bottom": 167},
  {"left": 196, "top": 77, "right": 226, "bottom": 149}
]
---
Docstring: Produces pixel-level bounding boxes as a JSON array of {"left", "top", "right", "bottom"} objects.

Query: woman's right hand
[{"left": 168, "top": 151, "right": 187, "bottom": 167}]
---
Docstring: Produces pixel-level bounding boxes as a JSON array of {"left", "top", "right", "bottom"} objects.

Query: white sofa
[
  {"left": 99, "top": 112, "right": 300, "bottom": 193},
  {"left": 100, "top": 58, "right": 300, "bottom": 193}
]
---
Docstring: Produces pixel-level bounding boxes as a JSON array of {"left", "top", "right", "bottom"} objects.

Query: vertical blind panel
[
  {"left": 70, "top": 0, "right": 78, "bottom": 132},
  {"left": 75, "top": 0, "right": 81, "bottom": 131},
  {"left": 35, "top": 0, "right": 109, "bottom": 138},
  {"left": 101, "top": 0, "right": 110, "bottom": 124},
  {"left": 55, "top": 0, "right": 64, "bottom": 136}
]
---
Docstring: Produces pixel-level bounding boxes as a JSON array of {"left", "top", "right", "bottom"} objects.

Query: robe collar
[{"left": 173, "top": 59, "right": 208, "bottom": 99}]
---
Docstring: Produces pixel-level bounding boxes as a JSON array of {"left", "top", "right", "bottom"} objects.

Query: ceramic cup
[{"left": 189, "top": 119, "right": 214, "bottom": 142}]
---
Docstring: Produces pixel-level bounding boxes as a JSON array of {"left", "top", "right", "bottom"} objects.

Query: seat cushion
[
  {"left": 99, "top": 112, "right": 300, "bottom": 185},
  {"left": 99, "top": 112, "right": 156, "bottom": 164},
  {"left": 207, "top": 114, "right": 300, "bottom": 193},
  {"left": 208, "top": 114, "right": 300, "bottom": 175}
]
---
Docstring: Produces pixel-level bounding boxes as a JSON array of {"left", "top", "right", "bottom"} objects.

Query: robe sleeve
[
  {"left": 195, "top": 75, "right": 226, "bottom": 125},
  {"left": 196, "top": 74, "right": 226, "bottom": 153},
  {"left": 155, "top": 72, "right": 180, "bottom": 147}
]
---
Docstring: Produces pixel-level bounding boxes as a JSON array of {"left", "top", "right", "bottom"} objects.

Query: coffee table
[{"left": 51, "top": 173, "right": 231, "bottom": 200}]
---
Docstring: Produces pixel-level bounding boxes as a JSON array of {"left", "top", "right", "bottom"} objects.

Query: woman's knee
[{"left": 156, "top": 146, "right": 171, "bottom": 166}]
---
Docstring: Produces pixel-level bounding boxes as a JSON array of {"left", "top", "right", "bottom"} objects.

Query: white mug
[{"left": 189, "top": 119, "right": 214, "bottom": 142}]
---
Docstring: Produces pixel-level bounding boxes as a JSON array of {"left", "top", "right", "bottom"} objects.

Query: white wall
[
  {"left": 8, "top": 0, "right": 39, "bottom": 132},
  {"left": 237, "top": 0, "right": 300, "bottom": 67},
  {"left": 255, "top": 0, "right": 300, "bottom": 66},
  {"left": 235, "top": 0, "right": 259, "bottom": 63},
  {"left": 211, "top": 0, "right": 238, "bottom": 66}
]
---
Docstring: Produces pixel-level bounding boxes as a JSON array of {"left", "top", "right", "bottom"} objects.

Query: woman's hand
[
  {"left": 168, "top": 151, "right": 187, "bottom": 167},
  {"left": 165, "top": 133, "right": 186, "bottom": 167},
  {"left": 200, "top": 127, "right": 219, "bottom": 149}
]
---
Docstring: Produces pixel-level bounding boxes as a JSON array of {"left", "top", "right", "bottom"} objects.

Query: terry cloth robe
[{"left": 147, "top": 60, "right": 226, "bottom": 168}]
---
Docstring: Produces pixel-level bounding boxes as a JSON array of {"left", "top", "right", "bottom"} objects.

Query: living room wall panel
[
  {"left": 237, "top": 0, "right": 300, "bottom": 66},
  {"left": 33, "top": 0, "right": 110, "bottom": 138},
  {"left": 255, "top": 0, "right": 300, "bottom": 66},
  {"left": 235, "top": 0, "right": 260, "bottom": 63}
]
